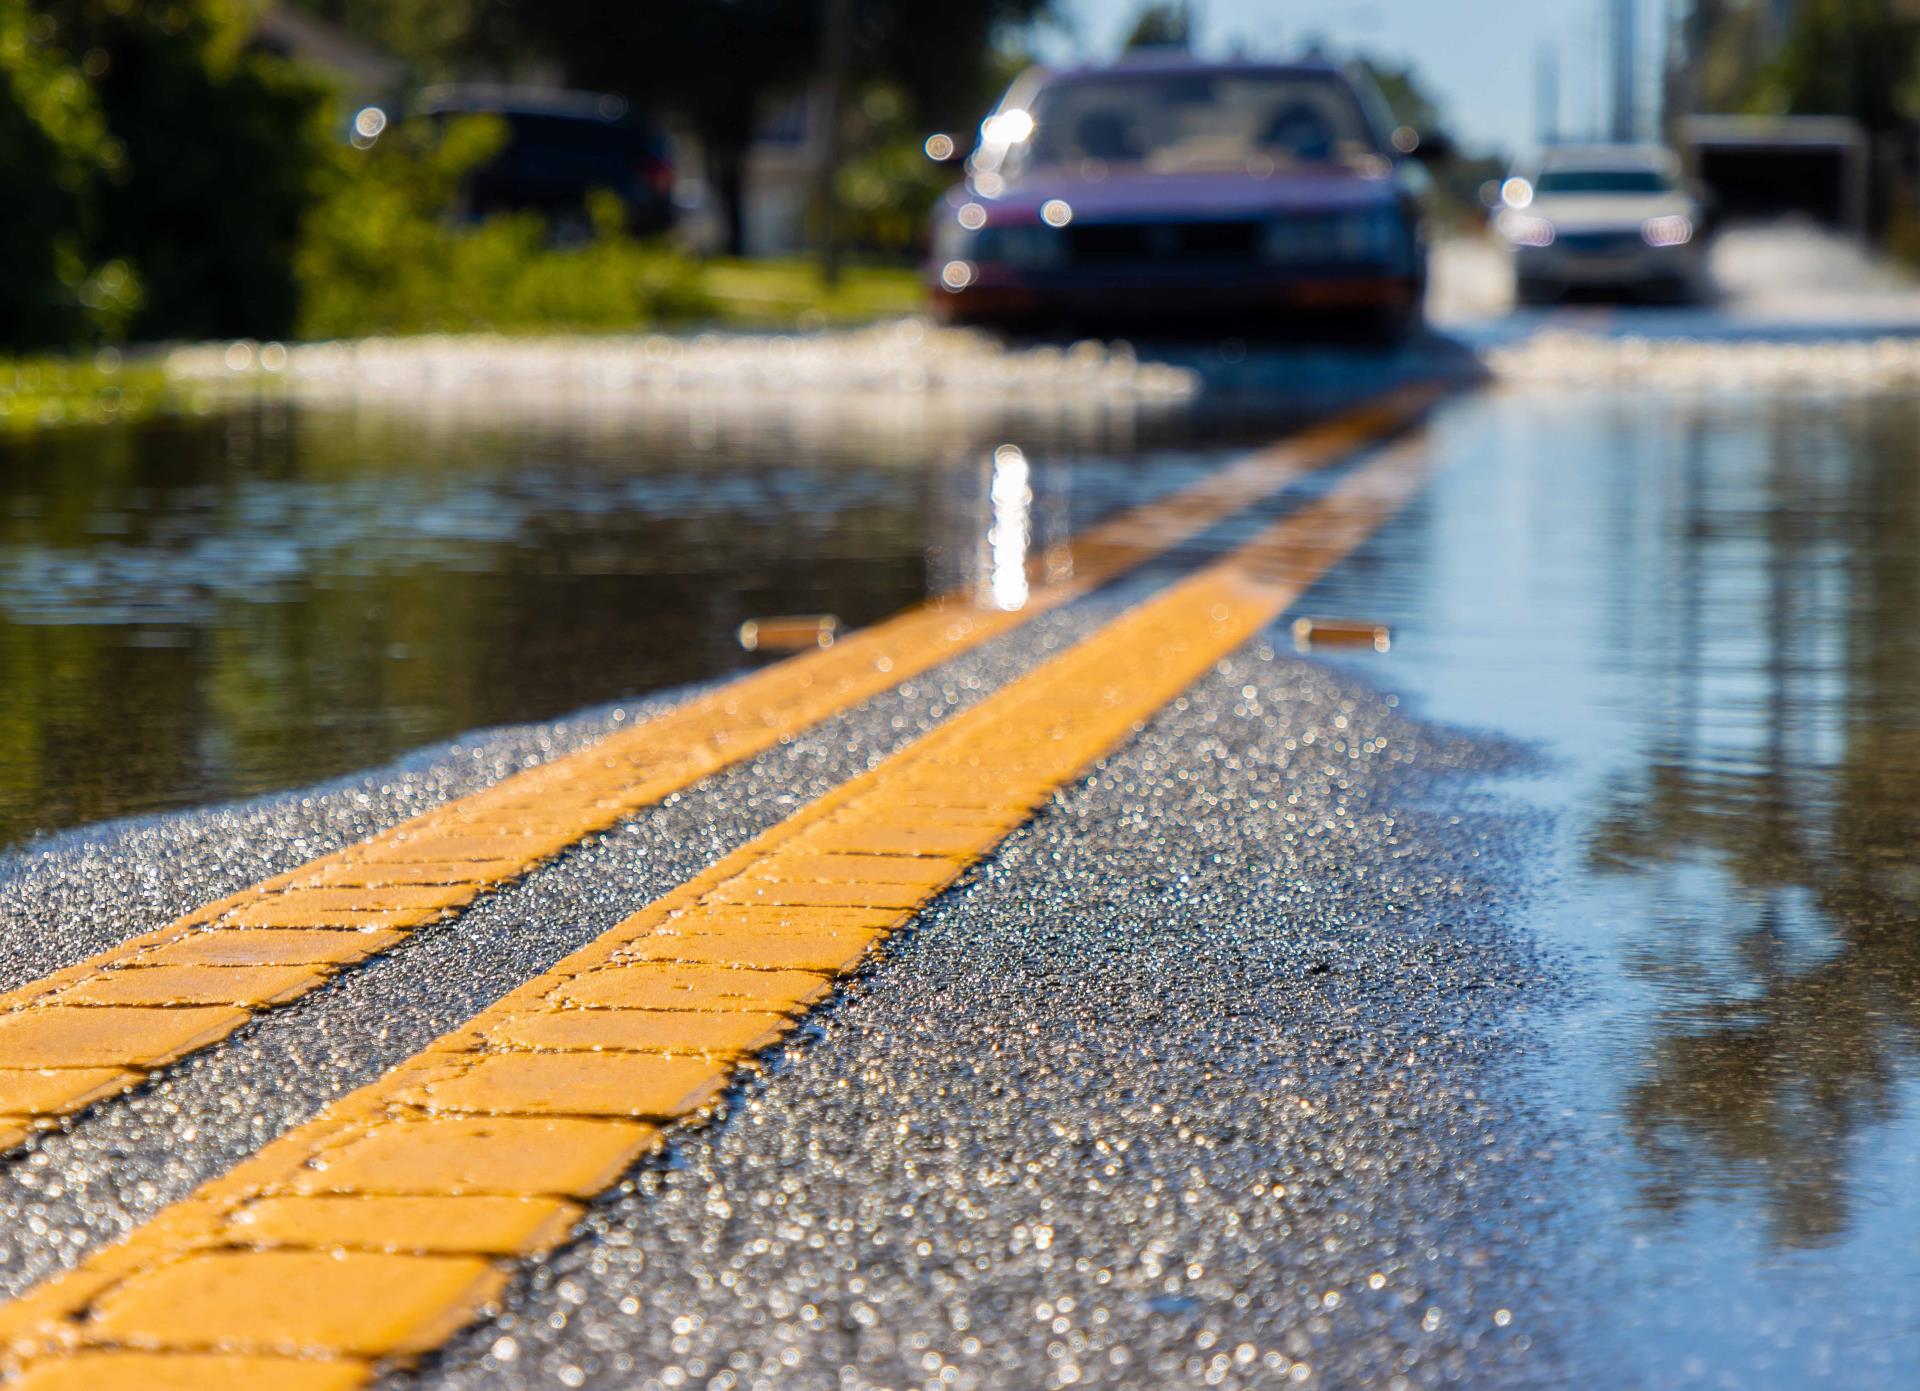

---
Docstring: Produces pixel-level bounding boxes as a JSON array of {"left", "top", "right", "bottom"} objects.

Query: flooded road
[
  {"left": 0, "top": 393, "right": 1268, "bottom": 848},
  {"left": 1305, "top": 382, "right": 1920, "bottom": 1385},
  {"left": 1, "top": 325, "right": 1917, "bottom": 1385}
]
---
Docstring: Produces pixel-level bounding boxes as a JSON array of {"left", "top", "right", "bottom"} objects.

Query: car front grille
[
  {"left": 1556, "top": 229, "right": 1645, "bottom": 256},
  {"left": 1066, "top": 220, "right": 1262, "bottom": 265}
]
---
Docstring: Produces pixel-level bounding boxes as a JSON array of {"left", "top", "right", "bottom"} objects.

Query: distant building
[{"left": 1679, "top": 114, "right": 1870, "bottom": 236}]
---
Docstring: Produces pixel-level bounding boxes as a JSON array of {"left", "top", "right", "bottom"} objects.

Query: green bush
[
  {"left": 0, "top": 352, "right": 170, "bottom": 430},
  {"left": 0, "top": 0, "right": 140, "bottom": 347},
  {"left": 293, "top": 115, "right": 714, "bottom": 339},
  {"left": 1, "top": 0, "right": 330, "bottom": 348}
]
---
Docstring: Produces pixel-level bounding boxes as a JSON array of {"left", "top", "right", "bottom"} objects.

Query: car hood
[
  {"left": 1529, "top": 192, "right": 1695, "bottom": 230},
  {"left": 979, "top": 168, "right": 1399, "bottom": 222}
]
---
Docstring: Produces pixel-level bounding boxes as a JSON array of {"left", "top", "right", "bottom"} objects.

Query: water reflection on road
[
  {"left": 4, "top": 336, "right": 1917, "bottom": 1380},
  {"left": 1308, "top": 383, "right": 1920, "bottom": 1385},
  {"left": 0, "top": 391, "right": 1290, "bottom": 848}
]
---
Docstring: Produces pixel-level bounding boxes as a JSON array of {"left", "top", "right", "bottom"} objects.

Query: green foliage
[
  {"left": 699, "top": 258, "right": 922, "bottom": 327},
  {"left": 1691, "top": 0, "right": 1920, "bottom": 132},
  {"left": 57, "top": 0, "right": 336, "bottom": 342},
  {"left": 1755, "top": 1, "right": 1920, "bottom": 131},
  {"left": 4, "top": 0, "right": 1040, "bottom": 346},
  {"left": 1, "top": 0, "right": 334, "bottom": 348},
  {"left": 1123, "top": 1, "right": 1195, "bottom": 51},
  {"left": 0, "top": 352, "right": 171, "bottom": 431},
  {"left": 511, "top": 0, "right": 1049, "bottom": 254},
  {"left": 834, "top": 84, "right": 950, "bottom": 257},
  {"left": 293, "top": 116, "right": 714, "bottom": 339},
  {"left": 0, "top": 0, "right": 139, "bottom": 347},
  {"left": 300, "top": 0, "right": 492, "bottom": 77}
]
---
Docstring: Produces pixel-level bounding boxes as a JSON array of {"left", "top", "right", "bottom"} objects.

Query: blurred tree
[
  {"left": 835, "top": 44, "right": 1033, "bottom": 259},
  {"left": 1686, "top": 0, "right": 1920, "bottom": 133},
  {"left": 1360, "top": 58, "right": 1443, "bottom": 135},
  {"left": 1681, "top": 0, "right": 1920, "bottom": 241},
  {"left": 513, "top": 1, "right": 811, "bottom": 257},
  {"left": 286, "top": 0, "right": 522, "bottom": 79},
  {"left": 1344, "top": 52, "right": 1500, "bottom": 224},
  {"left": 1756, "top": 0, "right": 1920, "bottom": 134},
  {"left": 41, "top": 0, "right": 337, "bottom": 341},
  {"left": 1123, "top": 0, "right": 1195, "bottom": 50},
  {"left": 0, "top": 0, "right": 138, "bottom": 347},
  {"left": 513, "top": 0, "right": 1047, "bottom": 256}
]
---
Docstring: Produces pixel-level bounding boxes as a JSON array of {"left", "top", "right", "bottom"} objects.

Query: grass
[
  {"left": 700, "top": 258, "right": 926, "bottom": 327},
  {"left": 0, "top": 354, "right": 176, "bottom": 431},
  {"left": 0, "top": 258, "right": 928, "bottom": 434}
]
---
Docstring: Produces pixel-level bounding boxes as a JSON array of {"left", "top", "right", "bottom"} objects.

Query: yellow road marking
[
  {"left": 0, "top": 430, "right": 1433, "bottom": 1387},
  {"left": 0, "top": 388, "right": 1438, "bottom": 1152}
]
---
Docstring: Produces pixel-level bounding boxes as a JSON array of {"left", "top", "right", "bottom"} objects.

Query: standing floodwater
[
  {"left": 1304, "top": 381, "right": 1920, "bottom": 1386},
  {"left": 0, "top": 389, "right": 1240, "bottom": 849}
]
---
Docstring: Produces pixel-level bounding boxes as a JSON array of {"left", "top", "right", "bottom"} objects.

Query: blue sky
[{"left": 1043, "top": 0, "right": 1661, "bottom": 157}]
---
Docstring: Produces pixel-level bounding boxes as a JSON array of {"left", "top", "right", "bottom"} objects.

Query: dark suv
[
  {"left": 417, "top": 85, "right": 676, "bottom": 237},
  {"left": 929, "top": 57, "right": 1430, "bottom": 337}
]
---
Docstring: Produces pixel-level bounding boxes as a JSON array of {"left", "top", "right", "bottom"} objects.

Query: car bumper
[
  {"left": 1513, "top": 241, "right": 1701, "bottom": 290},
  {"left": 928, "top": 266, "right": 1420, "bottom": 323}
]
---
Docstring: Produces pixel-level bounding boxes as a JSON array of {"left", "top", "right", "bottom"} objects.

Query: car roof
[
  {"left": 1037, "top": 55, "right": 1352, "bottom": 83},
  {"left": 415, "top": 84, "right": 636, "bottom": 125}
]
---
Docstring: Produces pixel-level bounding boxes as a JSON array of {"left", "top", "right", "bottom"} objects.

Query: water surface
[
  {"left": 1306, "top": 383, "right": 1920, "bottom": 1386},
  {"left": 0, "top": 391, "right": 1279, "bottom": 847}
]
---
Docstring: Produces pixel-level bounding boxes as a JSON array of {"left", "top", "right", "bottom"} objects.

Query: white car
[{"left": 1497, "top": 145, "right": 1707, "bottom": 303}]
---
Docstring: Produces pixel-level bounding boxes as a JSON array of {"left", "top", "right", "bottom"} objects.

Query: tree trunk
[
  {"left": 813, "top": 0, "right": 854, "bottom": 286},
  {"left": 709, "top": 141, "right": 749, "bottom": 259}
]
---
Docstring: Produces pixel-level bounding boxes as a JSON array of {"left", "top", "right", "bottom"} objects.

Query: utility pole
[
  {"left": 1536, "top": 40, "right": 1560, "bottom": 146},
  {"left": 1609, "top": 0, "right": 1638, "bottom": 142},
  {"left": 813, "top": 0, "right": 853, "bottom": 288}
]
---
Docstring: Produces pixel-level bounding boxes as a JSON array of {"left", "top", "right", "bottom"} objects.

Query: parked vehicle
[
  {"left": 416, "top": 85, "right": 676, "bottom": 237},
  {"left": 926, "top": 56, "right": 1436, "bottom": 338},
  {"left": 1498, "top": 144, "right": 1708, "bottom": 303}
]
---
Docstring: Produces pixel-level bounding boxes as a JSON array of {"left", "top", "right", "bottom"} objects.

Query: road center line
[
  {"left": 0, "top": 387, "right": 1438, "bottom": 1159},
  {"left": 0, "top": 427, "right": 1435, "bottom": 1388}
]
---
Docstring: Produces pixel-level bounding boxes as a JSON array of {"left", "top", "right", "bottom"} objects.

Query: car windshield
[
  {"left": 1535, "top": 168, "right": 1672, "bottom": 195},
  {"left": 1011, "top": 70, "right": 1375, "bottom": 174}
]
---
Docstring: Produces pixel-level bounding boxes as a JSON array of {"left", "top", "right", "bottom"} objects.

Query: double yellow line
[
  {"left": 0, "top": 387, "right": 1434, "bottom": 1156},
  {"left": 0, "top": 396, "right": 1439, "bottom": 1389}
]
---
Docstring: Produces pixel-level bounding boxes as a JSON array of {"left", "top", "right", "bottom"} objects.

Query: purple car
[{"left": 928, "top": 57, "right": 1432, "bottom": 338}]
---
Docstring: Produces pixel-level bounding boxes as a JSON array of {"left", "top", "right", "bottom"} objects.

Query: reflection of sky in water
[{"left": 1303, "top": 385, "right": 1920, "bottom": 1387}]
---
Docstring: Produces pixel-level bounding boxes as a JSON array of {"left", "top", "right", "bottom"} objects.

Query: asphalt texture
[
  {"left": 14, "top": 306, "right": 1920, "bottom": 1388},
  {"left": 0, "top": 590, "right": 1123, "bottom": 1300},
  {"left": 0, "top": 419, "right": 1565, "bottom": 1390},
  {"left": 397, "top": 638, "right": 1550, "bottom": 1391}
]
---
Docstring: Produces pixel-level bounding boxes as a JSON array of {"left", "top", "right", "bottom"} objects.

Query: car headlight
[
  {"left": 976, "top": 224, "right": 1066, "bottom": 270},
  {"left": 1641, "top": 214, "right": 1693, "bottom": 247},
  {"left": 1497, "top": 211, "right": 1556, "bottom": 247}
]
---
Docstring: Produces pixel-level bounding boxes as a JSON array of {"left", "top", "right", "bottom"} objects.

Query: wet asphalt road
[
  {"left": 402, "top": 644, "right": 1550, "bottom": 1391},
  {"left": 5, "top": 320, "right": 1920, "bottom": 1387}
]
